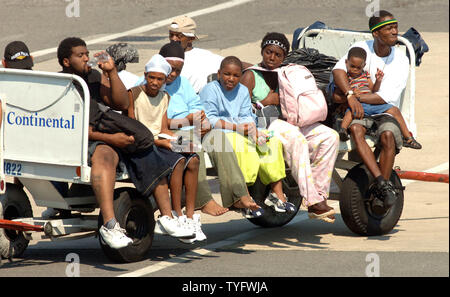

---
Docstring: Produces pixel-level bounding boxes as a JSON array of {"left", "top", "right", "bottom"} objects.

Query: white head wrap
[{"left": 144, "top": 54, "right": 172, "bottom": 76}]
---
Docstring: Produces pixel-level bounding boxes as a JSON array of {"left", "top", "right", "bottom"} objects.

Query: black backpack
[{"left": 93, "top": 86, "right": 154, "bottom": 154}]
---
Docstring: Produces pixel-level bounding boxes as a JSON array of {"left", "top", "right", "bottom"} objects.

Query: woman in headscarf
[{"left": 240, "top": 32, "right": 339, "bottom": 223}]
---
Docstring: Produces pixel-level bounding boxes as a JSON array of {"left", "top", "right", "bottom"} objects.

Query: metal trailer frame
[{"left": 0, "top": 68, "right": 132, "bottom": 243}]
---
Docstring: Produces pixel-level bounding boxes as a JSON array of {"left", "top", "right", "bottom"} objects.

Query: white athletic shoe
[
  {"left": 264, "top": 192, "right": 287, "bottom": 213},
  {"left": 177, "top": 214, "right": 196, "bottom": 236},
  {"left": 99, "top": 222, "right": 133, "bottom": 249},
  {"left": 179, "top": 214, "right": 207, "bottom": 244},
  {"left": 155, "top": 215, "right": 195, "bottom": 238}
]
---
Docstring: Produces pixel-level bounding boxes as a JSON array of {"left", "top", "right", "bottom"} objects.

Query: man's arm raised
[{"left": 98, "top": 53, "right": 129, "bottom": 111}]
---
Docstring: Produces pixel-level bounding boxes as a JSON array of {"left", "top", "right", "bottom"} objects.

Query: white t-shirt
[
  {"left": 118, "top": 70, "right": 140, "bottom": 90},
  {"left": 333, "top": 40, "right": 416, "bottom": 135},
  {"left": 181, "top": 47, "right": 223, "bottom": 93}
]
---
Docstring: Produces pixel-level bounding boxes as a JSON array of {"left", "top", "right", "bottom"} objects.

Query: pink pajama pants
[{"left": 268, "top": 120, "right": 339, "bottom": 206}]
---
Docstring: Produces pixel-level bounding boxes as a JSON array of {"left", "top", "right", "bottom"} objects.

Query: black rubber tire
[
  {"left": 0, "top": 183, "right": 33, "bottom": 259},
  {"left": 98, "top": 188, "right": 155, "bottom": 263},
  {"left": 247, "top": 169, "right": 303, "bottom": 228},
  {"left": 339, "top": 164, "right": 404, "bottom": 236}
]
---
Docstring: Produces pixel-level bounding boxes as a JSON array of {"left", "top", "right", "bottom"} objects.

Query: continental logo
[{"left": 7, "top": 112, "right": 75, "bottom": 129}]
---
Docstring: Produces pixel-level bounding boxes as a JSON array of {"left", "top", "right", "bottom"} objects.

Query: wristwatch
[{"left": 345, "top": 90, "right": 354, "bottom": 98}]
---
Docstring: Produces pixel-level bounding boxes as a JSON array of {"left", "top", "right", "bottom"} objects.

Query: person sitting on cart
[
  {"left": 332, "top": 10, "right": 411, "bottom": 213},
  {"left": 158, "top": 41, "right": 230, "bottom": 217},
  {"left": 240, "top": 32, "right": 338, "bottom": 223},
  {"left": 127, "top": 54, "right": 205, "bottom": 243},
  {"left": 200, "top": 56, "right": 289, "bottom": 218},
  {"left": 335, "top": 46, "right": 422, "bottom": 149},
  {"left": 2, "top": 41, "right": 35, "bottom": 186},
  {"left": 165, "top": 15, "right": 252, "bottom": 93},
  {"left": 57, "top": 37, "right": 189, "bottom": 249},
  {"left": 1, "top": 41, "right": 35, "bottom": 125}
]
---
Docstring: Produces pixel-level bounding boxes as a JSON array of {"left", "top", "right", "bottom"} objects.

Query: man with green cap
[{"left": 332, "top": 10, "right": 411, "bottom": 213}]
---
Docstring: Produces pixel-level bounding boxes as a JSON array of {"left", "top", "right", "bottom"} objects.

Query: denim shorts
[{"left": 346, "top": 103, "right": 393, "bottom": 117}]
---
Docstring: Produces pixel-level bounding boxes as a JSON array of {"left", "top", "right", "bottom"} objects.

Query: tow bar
[
  {"left": 0, "top": 219, "right": 44, "bottom": 232},
  {"left": 395, "top": 167, "right": 449, "bottom": 183}
]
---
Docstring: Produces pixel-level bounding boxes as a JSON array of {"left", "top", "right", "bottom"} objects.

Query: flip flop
[{"left": 320, "top": 214, "right": 336, "bottom": 224}]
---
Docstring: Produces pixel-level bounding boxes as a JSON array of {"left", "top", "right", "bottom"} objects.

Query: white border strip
[{"left": 31, "top": 0, "right": 255, "bottom": 58}]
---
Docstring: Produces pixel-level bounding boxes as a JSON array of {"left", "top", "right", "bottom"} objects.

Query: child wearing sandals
[
  {"left": 127, "top": 54, "right": 206, "bottom": 243},
  {"left": 200, "top": 56, "right": 296, "bottom": 215},
  {"left": 337, "top": 47, "right": 422, "bottom": 149}
]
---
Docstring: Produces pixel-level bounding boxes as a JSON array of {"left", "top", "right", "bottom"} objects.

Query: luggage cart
[{"left": 0, "top": 69, "right": 155, "bottom": 263}]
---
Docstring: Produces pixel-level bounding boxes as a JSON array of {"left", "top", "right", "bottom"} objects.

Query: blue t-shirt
[
  {"left": 199, "top": 81, "right": 255, "bottom": 131},
  {"left": 165, "top": 76, "right": 204, "bottom": 120}
]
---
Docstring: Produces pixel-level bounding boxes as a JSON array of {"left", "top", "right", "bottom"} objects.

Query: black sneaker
[{"left": 377, "top": 179, "right": 398, "bottom": 209}]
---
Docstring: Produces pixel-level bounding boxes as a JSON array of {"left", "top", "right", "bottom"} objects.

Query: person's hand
[
  {"left": 347, "top": 95, "right": 364, "bottom": 119},
  {"left": 263, "top": 90, "right": 279, "bottom": 106},
  {"left": 200, "top": 118, "right": 212, "bottom": 137},
  {"left": 200, "top": 110, "right": 206, "bottom": 121},
  {"left": 237, "top": 123, "right": 256, "bottom": 136},
  {"left": 256, "top": 130, "right": 268, "bottom": 146},
  {"left": 238, "top": 123, "right": 257, "bottom": 142},
  {"left": 96, "top": 51, "right": 116, "bottom": 73},
  {"left": 109, "top": 132, "right": 135, "bottom": 148},
  {"left": 375, "top": 68, "right": 384, "bottom": 81},
  {"left": 353, "top": 88, "right": 362, "bottom": 98},
  {"left": 192, "top": 111, "right": 203, "bottom": 127}
]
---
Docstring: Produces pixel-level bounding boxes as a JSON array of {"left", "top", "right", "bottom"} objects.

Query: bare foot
[
  {"left": 201, "top": 199, "right": 229, "bottom": 216},
  {"left": 233, "top": 196, "right": 259, "bottom": 211}
]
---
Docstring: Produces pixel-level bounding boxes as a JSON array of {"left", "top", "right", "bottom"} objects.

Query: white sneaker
[
  {"left": 154, "top": 219, "right": 166, "bottom": 235},
  {"left": 179, "top": 214, "right": 207, "bottom": 244},
  {"left": 155, "top": 215, "right": 195, "bottom": 238},
  {"left": 99, "top": 222, "right": 133, "bottom": 249},
  {"left": 177, "top": 214, "right": 196, "bottom": 235},
  {"left": 264, "top": 192, "right": 286, "bottom": 213},
  {"left": 154, "top": 211, "right": 181, "bottom": 235}
]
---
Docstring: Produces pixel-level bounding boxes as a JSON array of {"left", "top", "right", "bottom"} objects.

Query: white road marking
[
  {"left": 31, "top": 0, "right": 255, "bottom": 58},
  {"left": 118, "top": 202, "right": 339, "bottom": 277},
  {"left": 118, "top": 161, "right": 449, "bottom": 277}
]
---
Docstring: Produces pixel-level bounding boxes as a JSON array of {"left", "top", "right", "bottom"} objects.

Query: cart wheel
[
  {"left": 98, "top": 188, "right": 155, "bottom": 263},
  {"left": 0, "top": 183, "right": 33, "bottom": 259},
  {"left": 247, "top": 169, "right": 302, "bottom": 228},
  {"left": 340, "top": 164, "right": 404, "bottom": 236}
]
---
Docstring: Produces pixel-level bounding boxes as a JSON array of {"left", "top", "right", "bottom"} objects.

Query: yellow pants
[{"left": 225, "top": 131, "right": 286, "bottom": 185}]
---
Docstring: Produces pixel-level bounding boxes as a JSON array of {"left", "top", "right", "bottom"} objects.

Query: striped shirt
[{"left": 348, "top": 71, "right": 371, "bottom": 94}]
